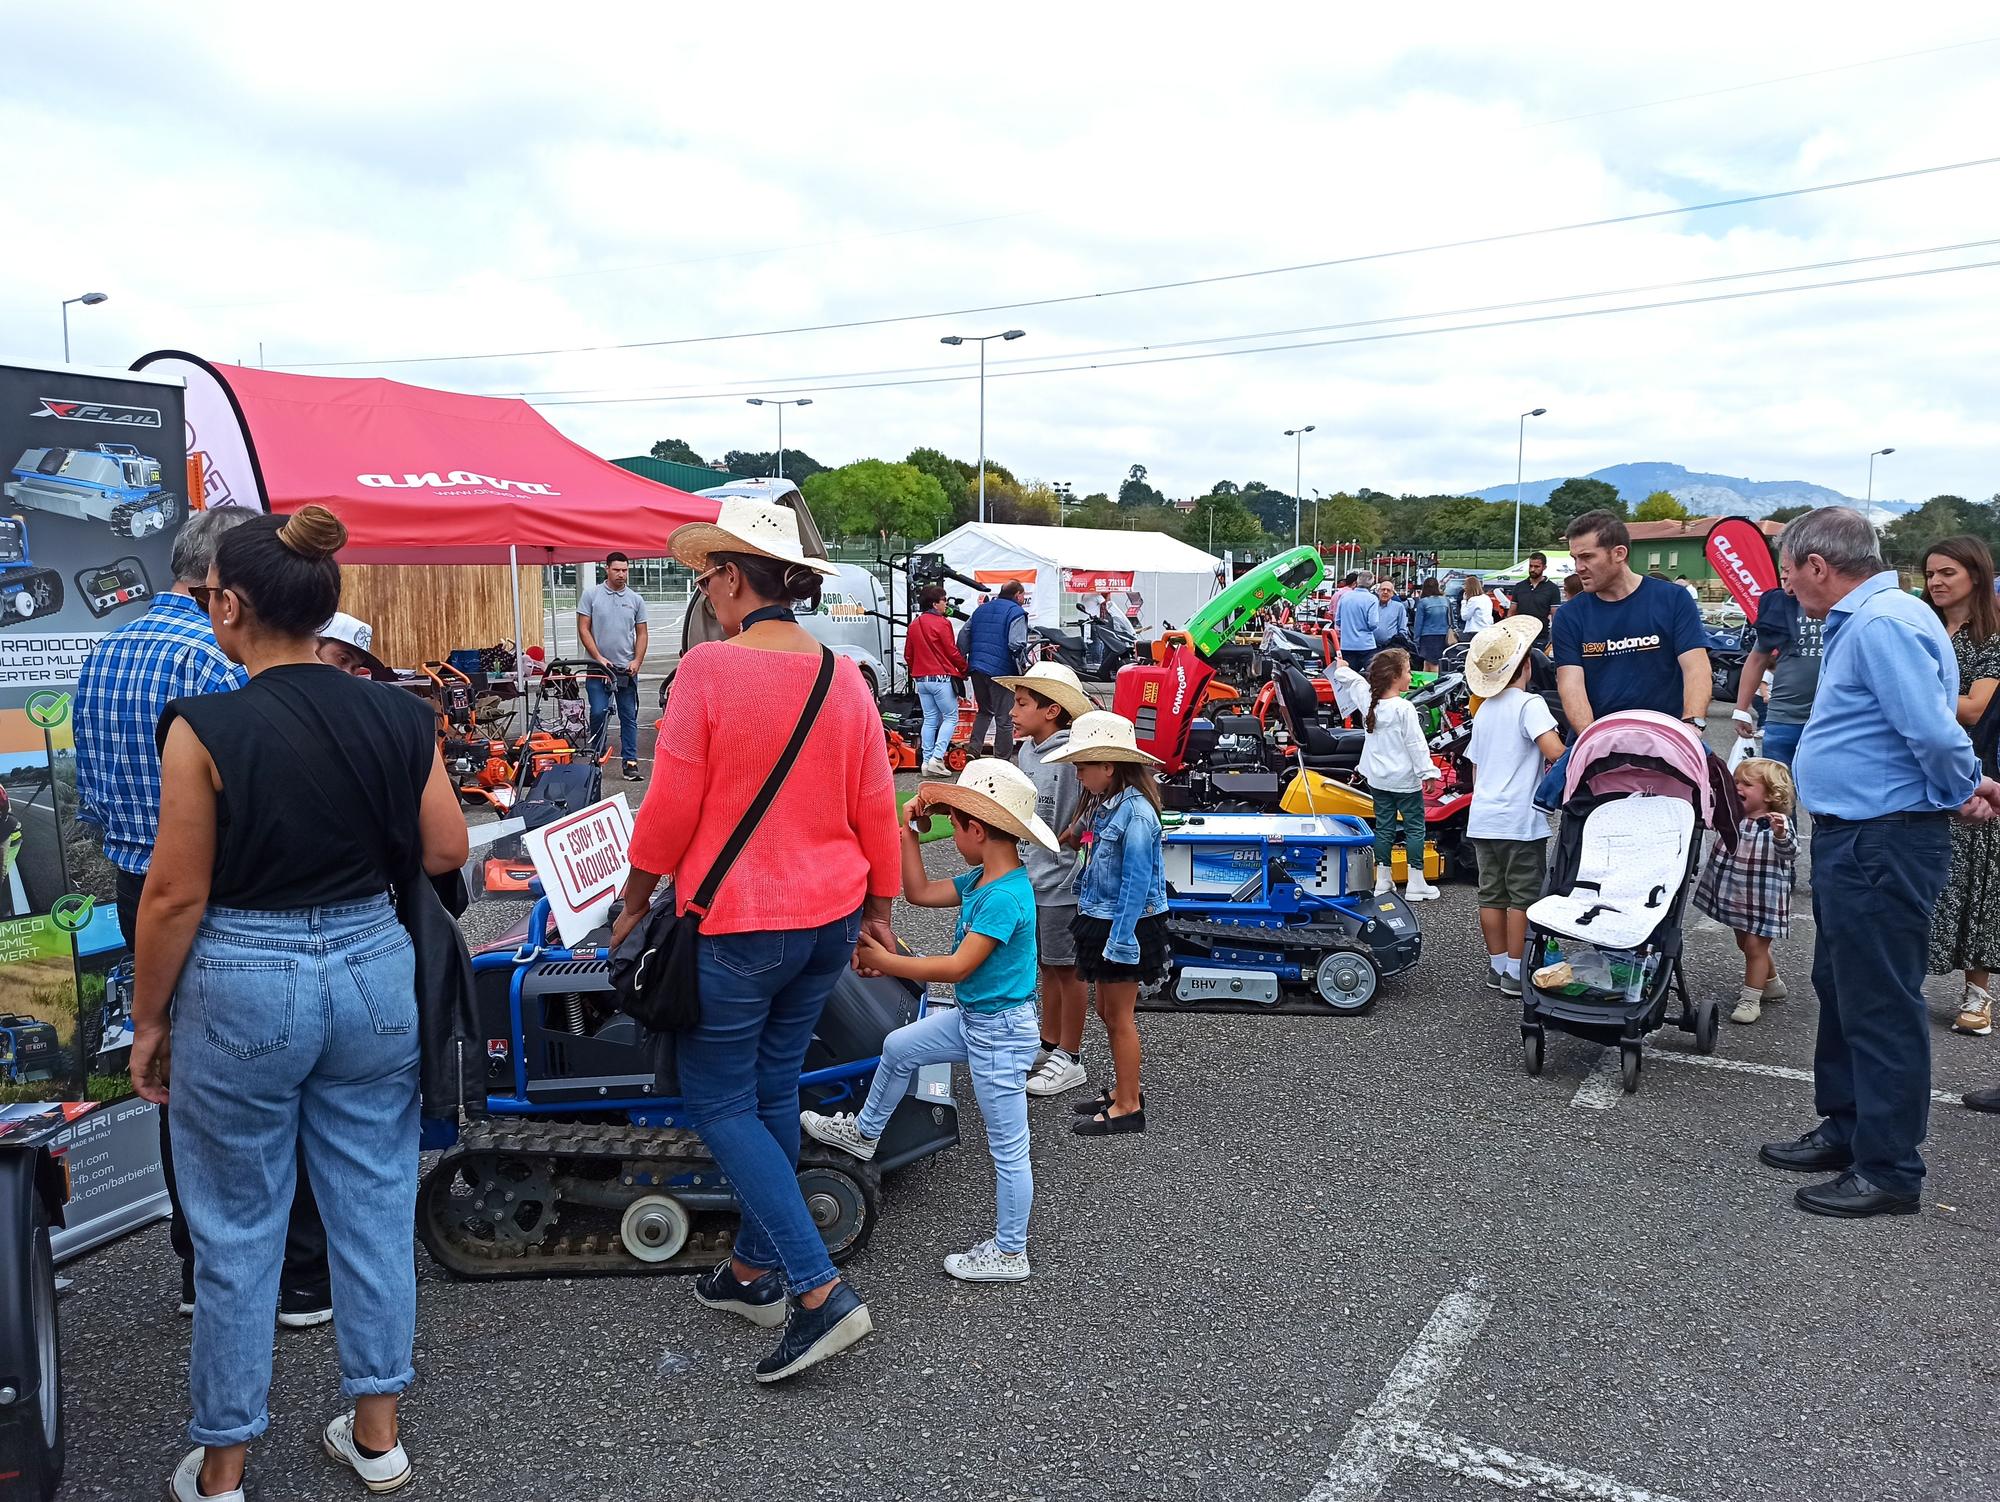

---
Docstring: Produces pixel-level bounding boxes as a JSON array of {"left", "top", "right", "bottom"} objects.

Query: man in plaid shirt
[{"left": 74, "top": 506, "right": 331, "bottom": 1324}]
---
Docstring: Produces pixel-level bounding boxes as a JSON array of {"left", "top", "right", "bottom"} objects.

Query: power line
[
  {"left": 277, "top": 153, "right": 2000, "bottom": 370},
  {"left": 499, "top": 237, "right": 2000, "bottom": 400},
  {"left": 1520, "top": 34, "right": 2000, "bottom": 130},
  {"left": 530, "top": 255, "right": 2000, "bottom": 406}
]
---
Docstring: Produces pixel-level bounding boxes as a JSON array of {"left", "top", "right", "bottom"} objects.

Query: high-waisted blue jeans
[
  {"left": 915, "top": 677, "right": 959, "bottom": 764},
  {"left": 170, "top": 895, "right": 419, "bottom": 1447},
  {"left": 684, "top": 910, "right": 861, "bottom": 1294}
]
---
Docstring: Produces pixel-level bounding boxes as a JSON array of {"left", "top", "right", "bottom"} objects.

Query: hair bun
[{"left": 277, "top": 505, "right": 348, "bottom": 560}]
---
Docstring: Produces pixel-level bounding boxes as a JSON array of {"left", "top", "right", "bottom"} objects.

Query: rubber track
[
  {"left": 1142, "top": 918, "right": 1378, "bottom": 1017},
  {"left": 419, "top": 1116, "right": 879, "bottom": 1281}
]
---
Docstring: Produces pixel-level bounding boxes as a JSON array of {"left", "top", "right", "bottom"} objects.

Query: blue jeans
[
  {"left": 915, "top": 677, "right": 958, "bottom": 764},
  {"left": 586, "top": 669, "right": 641, "bottom": 762},
  {"left": 1761, "top": 719, "right": 1803, "bottom": 770},
  {"left": 1809, "top": 815, "right": 1951, "bottom": 1196},
  {"left": 684, "top": 910, "right": 862, "bottom": 1294},
  {"left": 169, "top": 896, "right": 419, "bottom": 1447},
  {"left": 857, "top": 1001, "right": 1039, "bottom": 1253}
]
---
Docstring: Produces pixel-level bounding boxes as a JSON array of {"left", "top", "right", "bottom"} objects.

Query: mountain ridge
[{"left": 1464, "top": 461, "right": 1915, "bottom": 517}]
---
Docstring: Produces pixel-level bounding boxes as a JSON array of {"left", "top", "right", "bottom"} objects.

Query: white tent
[{"left": 931, "top": 522, "right": 1224, "bottom": 631}]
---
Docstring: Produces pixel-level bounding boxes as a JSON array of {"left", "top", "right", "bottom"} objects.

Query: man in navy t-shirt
[{"left": 1552, "top": 511, "right": 1712, "bottom": 730}]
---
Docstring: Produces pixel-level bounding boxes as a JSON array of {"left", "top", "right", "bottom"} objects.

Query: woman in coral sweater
[{"left": 610, "top": 500, "right": 900, "bottom": 1385}]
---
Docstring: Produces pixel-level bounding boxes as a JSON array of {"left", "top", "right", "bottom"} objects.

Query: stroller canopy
[{"left": 1562, "top": 710, "right": 1732, "bottom": 837}]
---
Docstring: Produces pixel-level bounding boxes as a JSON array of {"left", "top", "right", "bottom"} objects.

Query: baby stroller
[{"left": 1520, "top": 711, "right": 1740, "bottom": 1093}]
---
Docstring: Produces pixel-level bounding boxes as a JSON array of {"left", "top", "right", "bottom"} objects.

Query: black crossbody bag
[
  {"left": 248, "top": 688, "right": 483, "bottom": 1124},
  {"left": 611, "top": 648, "right": 834, "bottom": 1031}
]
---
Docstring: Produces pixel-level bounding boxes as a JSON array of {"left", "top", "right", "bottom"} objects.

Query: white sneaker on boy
[
  {"left": 1026, "top": 1051, "right": 1086, "bottom": 1097},
  {"left": 322, "top": 1411, "right": 413, "bottom": 1494},
  {"left": 800, "top": 1109, "right": 879, "bottom": 1161},
  {"left": 943, "top": 1238, "right": 1031, "bottom": 1283}
]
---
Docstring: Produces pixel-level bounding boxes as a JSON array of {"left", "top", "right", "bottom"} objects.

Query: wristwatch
[{"left": 1686, "top": 716, "right": 1708, "bottom": 730}]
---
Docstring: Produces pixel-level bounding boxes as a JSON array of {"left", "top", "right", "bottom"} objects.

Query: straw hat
[
  {"left": 1463, "top": 615, "right": 1545, "bottom": 698},
  {"left": 668, "top": 499, "right": 839, "bottom": 577},
  {"left": 1040, "top": 710, "right": 1162, "bottom": 767},
  {"left": 918, "top": 758, "right": 1059, "bottom": 851},
  {"left": 991, "top": 661, "right": 1096, "bottom": 721}
]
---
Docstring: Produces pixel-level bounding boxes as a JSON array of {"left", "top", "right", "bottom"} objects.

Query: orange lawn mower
[{"left": 420, "top": 661, "right": 519, "bottom": 812}]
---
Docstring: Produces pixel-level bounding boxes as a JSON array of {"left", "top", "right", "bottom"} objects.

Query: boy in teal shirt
[{"left": 805, "top": 759, "right": 1056, "bottom": 1283}]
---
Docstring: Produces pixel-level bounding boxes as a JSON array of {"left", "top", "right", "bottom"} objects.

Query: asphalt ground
[{"left": 49, "top": 720, "right": 2000, "bottom": 1502}]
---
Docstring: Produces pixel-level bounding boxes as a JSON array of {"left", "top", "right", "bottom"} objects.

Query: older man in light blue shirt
[
  {"left": 1335, "top": 579, "right": 1381, "bottom": 670},
  {"left": 1758, "top": 508, "right": 2000, "bottom": 1220}
]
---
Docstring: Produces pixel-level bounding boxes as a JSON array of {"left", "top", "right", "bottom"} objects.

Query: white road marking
[
  {"left": 1648, "top": 1046, "right": 1964, "bottom": 1104},
  {"left": 1306, "top": 1279, "right": 1492, "bottom": 1501},
  {"left": 1569, "top": 1049, "right": 1627, "bottom": 1110},
  {"left": 1389, "top": 1422, "right": 1696, "bottom": 1502},
  {"left": 1307, "top": 1281, "right": 1704, "bottom": 1502}
]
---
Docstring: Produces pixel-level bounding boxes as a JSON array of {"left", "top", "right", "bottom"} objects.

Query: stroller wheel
[
  {"left": 1695, "top": 999, "right": 1720, "bottom": 1055},
  {"left": 1620, "top": 1046, "right": 1642, "bottom": 1094},
  {"left": 1522, "top": 1028, "right": 1545, "bottom": 1076}
]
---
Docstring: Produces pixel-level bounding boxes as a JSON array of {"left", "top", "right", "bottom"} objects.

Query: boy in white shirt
[{"left": 1462, "top": 619, "right": 1566, "bottom": 996}]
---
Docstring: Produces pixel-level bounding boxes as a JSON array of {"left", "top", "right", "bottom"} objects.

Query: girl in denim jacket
[{"left": 1044, "top": 712, "right": 1168, "bottom": 1137}]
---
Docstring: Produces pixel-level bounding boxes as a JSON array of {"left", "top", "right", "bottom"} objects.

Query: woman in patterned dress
[{"left": 1923, "top": 536, "right": 2000, "bottom": 1034}]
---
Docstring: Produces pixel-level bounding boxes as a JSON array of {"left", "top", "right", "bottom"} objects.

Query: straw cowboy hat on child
[
  {"left": 919, "top": 759, "right": 1060, "bottom": 851},
  {"left": 668, "top": 499, "right": 839, "bottom": 577},
  {"left": 1041, "top": 710, "right": 1162, "bottom": 766},
  {"left": 992, "top": 661, "right": 1097, "bottom": 721},
  {"left": 1464, "top": 614, "right": 1545, "bottom": 699}
]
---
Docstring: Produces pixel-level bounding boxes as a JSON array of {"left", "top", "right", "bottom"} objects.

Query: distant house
[{"left": 1624, "top": 517, "right": 1784, "bottom": 586}]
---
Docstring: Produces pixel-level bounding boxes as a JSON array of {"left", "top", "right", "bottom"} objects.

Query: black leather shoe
[
  {"left": 1963, "top": 1087, "right": 2000, "bottom": 1113},
  {"left": 1795, "top": 1172, "right": 1920, "bottom": 1219},
  {"left": 1758, "top": 1127, "right": 1853, "bottom": 1173},
  {"left": 755, "top": 1282, "right": 873, "bottom": 1384}
]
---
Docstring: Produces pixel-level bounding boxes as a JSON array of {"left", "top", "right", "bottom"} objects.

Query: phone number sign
[{"left": 523, "top": 794, "right": 634, "bottom": 947}]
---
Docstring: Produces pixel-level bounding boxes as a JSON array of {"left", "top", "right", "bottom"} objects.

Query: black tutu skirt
[{"left": 1071, "top": 911, "right": 1173, "bottom": 985}]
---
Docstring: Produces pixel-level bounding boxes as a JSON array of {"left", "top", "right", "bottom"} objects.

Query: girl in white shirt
[{"left": 1356, "top": 648, "right": 1441, "bottom": 901}]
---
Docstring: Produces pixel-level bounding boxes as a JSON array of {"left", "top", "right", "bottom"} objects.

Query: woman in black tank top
[{"left": 128, "top": 506, "right": 467, "bottom": 1502}]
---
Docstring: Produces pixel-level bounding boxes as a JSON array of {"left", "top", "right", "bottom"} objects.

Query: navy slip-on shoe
[
  {"left": 755, "top": 1282, "right": 873, "bottom": 1384},
  {"left": 694, "top": 1260, "right": 788, "bottom": 1329}
]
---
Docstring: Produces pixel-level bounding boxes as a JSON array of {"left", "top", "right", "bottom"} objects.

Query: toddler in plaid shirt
[{"left": 1693, "top": 758, "right": 1799, "bottom": 1024}]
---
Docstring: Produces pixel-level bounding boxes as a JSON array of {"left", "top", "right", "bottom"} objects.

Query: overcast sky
[{"left": 5, "top": 2, "right": 1997, "bottom": 506}]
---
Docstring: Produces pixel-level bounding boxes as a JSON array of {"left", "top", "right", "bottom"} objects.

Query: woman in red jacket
[
  {"left": 609, "top": 500, "right": 900, "bottom": 1385},
  {"left": 905, "top": 583, "right": 968, "bottom": 774}
]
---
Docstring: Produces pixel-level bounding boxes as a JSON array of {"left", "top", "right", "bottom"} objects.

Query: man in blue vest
[{"left": 961, "top": 580, "right": 1029, "bottom": 758}]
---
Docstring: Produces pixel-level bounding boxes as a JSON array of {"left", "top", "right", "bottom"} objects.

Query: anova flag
[{"left": 1703, "top": 516, "right": 1780, "bottom": 618}]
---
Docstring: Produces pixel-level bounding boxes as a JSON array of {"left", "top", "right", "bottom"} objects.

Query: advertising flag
[{"left": 1703, "top": 516, "right": 1780, "bottom": 618}]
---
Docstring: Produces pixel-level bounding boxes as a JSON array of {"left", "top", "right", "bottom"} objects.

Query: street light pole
[
  {"left": 1865, "top": 446, "right": 1896, "bottom": 526},
  {"left": 940, "top": 330, "right": 1027, "bottom": 522},
  {"left": 1284, "top": 426, "right": 1315, "bottom": 548},
  {"left": 746, "top": 397, "right": 812, "bottom": 480},
  {"left": 60, "top": 291, "right": 109, "bottom": 362},
  {"left": 1513, "top": 406, "right": 1547, "bottom": 565},
  {"left": 1054, "top": 480, "right": 1072, "bottom": 527}
]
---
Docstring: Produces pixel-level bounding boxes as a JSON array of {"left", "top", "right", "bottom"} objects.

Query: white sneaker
[
  {"left": 1026, "top": 1051, "right": 1086, "bottom": 1097},
  {"left": 1955, "top": 982, "right": 1994, "bottom": 1036},
  {"left": 1762, "top": 972, "right": 1788, "bottom": 1004},
  {"left": 1731, "top": 988, "right": 1762, "bottom": 1025},
  {"left": 168, "top": 1450, "right": 245, "bottom": 1502},
  {"left": 322, "top": 1412, "right": 412, "bottom": 1494},
  {"left": 922, "top": 758, "right": 951, "bottom": 777},
  {"left": 1404, "top": 874, "right": 1441, "bottom": 902},
  {"left": 943, "top": 1238, "right": 1031, "bottom": 1283},
  {"left": 1372, "top": 869, "right": 1394, "bottom": 896},
  {"left": 800, "top": 1109, "right": 879, "bottom": 1161}
]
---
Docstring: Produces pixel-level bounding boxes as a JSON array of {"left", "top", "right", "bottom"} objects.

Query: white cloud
[{"left": 3, "top": 0, "right": 1996, "bottom": 507}]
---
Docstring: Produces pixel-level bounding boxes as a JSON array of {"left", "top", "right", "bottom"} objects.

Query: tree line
[{"left": 646, "top": 437, "right": 1992, "bottom": 564}]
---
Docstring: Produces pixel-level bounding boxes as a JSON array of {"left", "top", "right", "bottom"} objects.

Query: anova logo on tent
[
  {"left": 358, "top": 470, "right": 562, "bottom": 496},
  {"left": 31, "top": 397, "right": 163, "bottom": 428}
]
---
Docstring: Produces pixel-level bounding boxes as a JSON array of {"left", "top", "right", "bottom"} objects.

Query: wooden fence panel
[{"left": 337, "top": 563, "right": 544, "bottom": 670}]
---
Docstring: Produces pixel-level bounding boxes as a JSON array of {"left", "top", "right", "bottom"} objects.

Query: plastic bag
[{"left": 1726, "top": 734, "right": 1760, "bottom": 772}]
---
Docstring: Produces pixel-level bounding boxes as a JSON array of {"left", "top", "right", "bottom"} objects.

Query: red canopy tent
[{"left": 131, "top": 352, "right": 717, "bottom": 563}]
